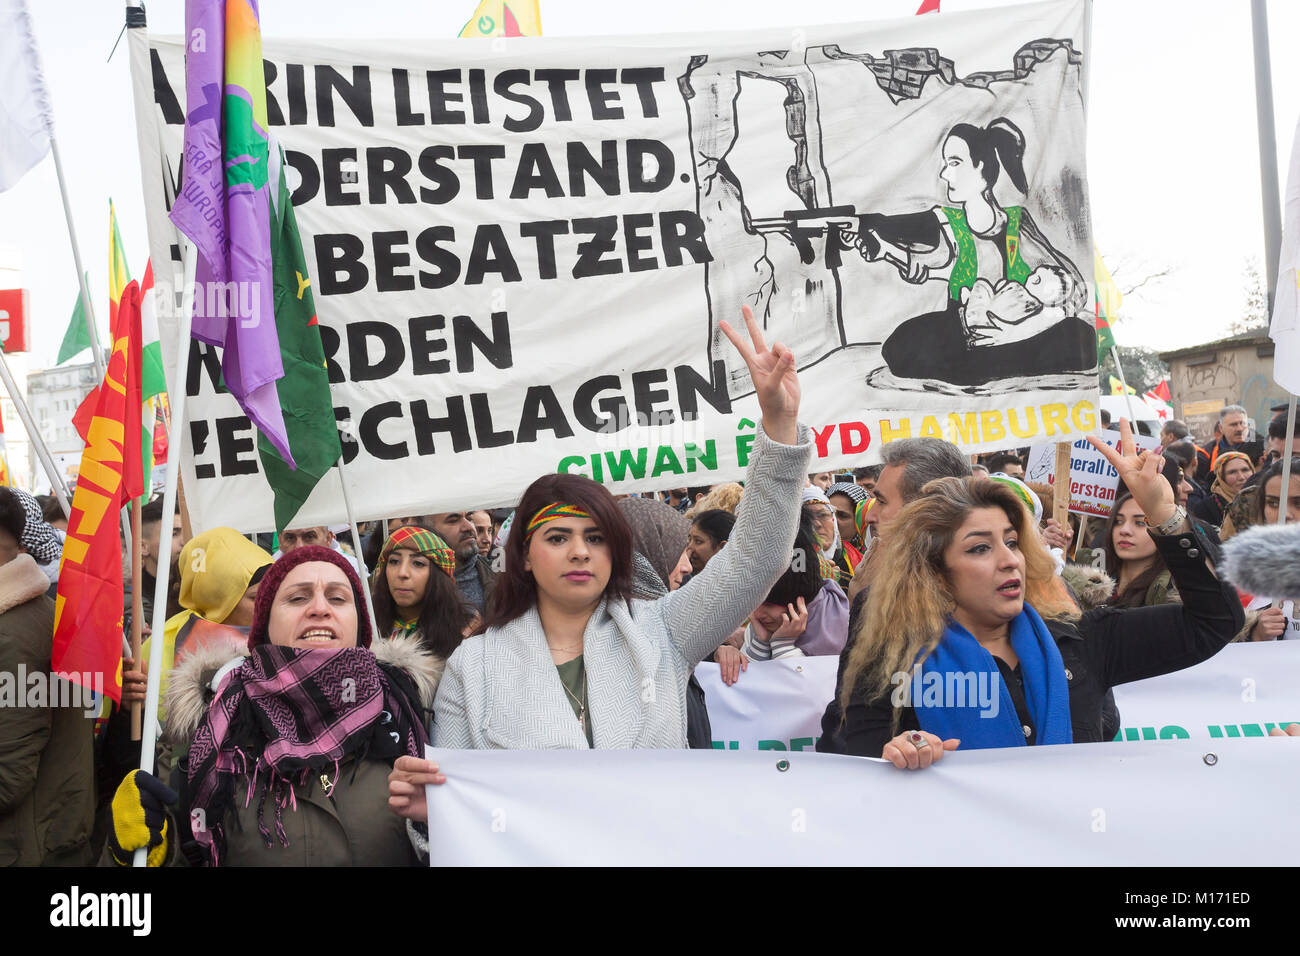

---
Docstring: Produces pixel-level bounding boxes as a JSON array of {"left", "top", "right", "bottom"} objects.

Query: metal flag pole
[
  {"left": 1280, "top": 396, "right": 1297, "bottom": 528},
  {"left": 1252, "top": 0, "right": 1283, "bottom": 315},
  {"left": 335, "top": 451, "right": 381, "bottom": 641},
  {"left": 49, "top": 139, "right": 108, "bottom": 385},
  {"left": 1250, "top": 1, "right": 1295, "bottom": 525},
  {"left": 0, "top": 350, "right": 72, "bottom": 515},
  {"left": 1109, "top": 345, "right": 1140, "bottom": 426},
  {"left": 135, "top": 242, "right": 197, "bottom": 867}
]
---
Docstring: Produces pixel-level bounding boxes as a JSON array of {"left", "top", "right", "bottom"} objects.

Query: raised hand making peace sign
[
  {"left": 719, "top": 305, "right": 801, "bottom": 445},
  {"left": 1086, "top": 418, "right": 1186, "bottom": 534}
]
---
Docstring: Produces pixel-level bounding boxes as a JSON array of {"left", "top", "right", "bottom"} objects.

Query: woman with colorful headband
[
  {"left": 372, "top": 525, "right": 478, "bottom": 657},
  {"left": 826, "top": 481, "right": 868, "bottom": 573},
  {"left": 801, "top": 486, "right": 851, "bottom": 585},
  {"left": 388, "top": 307, "right": 813, "bottom": 837}
]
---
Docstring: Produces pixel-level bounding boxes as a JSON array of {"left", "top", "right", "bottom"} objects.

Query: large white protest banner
[
  {"left": 697, "top": 643, "right": 1300, "bottom": 750},
  {"left": 424, "top": 738, "right": 1300, "bottom": 865},
  {"left": 132, "top": 0, "right": 1098, "bottom": 532},
  {"left": 1025, "top": 427, "right": 1161, "bottom": 518},
  {"left": 1110, "top": 640, "right": 1300, "bottom": 742}
]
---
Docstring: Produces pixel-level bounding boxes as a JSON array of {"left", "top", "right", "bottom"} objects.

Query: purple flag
[{"left": 170, "top": 0, "right": 293, "bottom": 465}]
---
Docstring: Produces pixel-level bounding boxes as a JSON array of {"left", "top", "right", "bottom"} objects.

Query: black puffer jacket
[{"left": 818, "top": 526, "right": 1244, "bottom": 757}]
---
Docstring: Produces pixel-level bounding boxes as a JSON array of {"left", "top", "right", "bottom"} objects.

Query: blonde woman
[
  {"left": 833, "top": 423, "right": 1243, "bottom": 767},
  {"left": 685, "top": 482, "right": 744, "bottom": 519}
]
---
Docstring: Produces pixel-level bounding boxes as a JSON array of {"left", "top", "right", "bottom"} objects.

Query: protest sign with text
[
  {"left": 134, "top": 0, "right": 1099, "bottom": 531},
  {"left": 1025, "top": 427, "right": 1161, "bottom": 517}
]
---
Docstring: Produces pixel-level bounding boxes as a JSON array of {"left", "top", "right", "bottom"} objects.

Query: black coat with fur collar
[{"left": 818, "top": 531, "right": 1244, "bottom": 758}]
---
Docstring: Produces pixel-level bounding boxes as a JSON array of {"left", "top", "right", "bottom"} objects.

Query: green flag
[
  {"left": 257, "top": 143, "right": 342, "bottom": 533},
  {"left": 1096, "top": 310, "right": 1116, "bottom": 364},
  {"left": 57, "top": 275, "right": 92, "bottom": 365},
  {"left": 1093, "top": 245, "right": 1121, "bottom": 364}
]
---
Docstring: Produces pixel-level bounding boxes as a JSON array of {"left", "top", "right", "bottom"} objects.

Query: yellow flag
[
  {"left": 459, "top": 0, "right": 542, "bottom": 37},
  {"left": 109, "top": 200, "right": 131, "bottom": 306},
  {"left": 1109, "top": 375, "right": 1135, "bottom": 396},
  {"left": 1093, "top": 245, "right": 1122, "bottom": 320}
]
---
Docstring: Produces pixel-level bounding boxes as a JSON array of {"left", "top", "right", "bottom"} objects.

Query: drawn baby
[{"left": 960, "top": 265, "right": 1078, "bottom": 349}]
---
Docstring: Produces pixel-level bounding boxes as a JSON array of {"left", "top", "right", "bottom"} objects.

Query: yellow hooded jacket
[{"left": 141, "top": 528, "right": 273, "bottom": 721}]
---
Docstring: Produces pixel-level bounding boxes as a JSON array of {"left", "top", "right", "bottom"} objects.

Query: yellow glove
[{"left": 108, "top": 770, "right": 177, "bottom": 867}]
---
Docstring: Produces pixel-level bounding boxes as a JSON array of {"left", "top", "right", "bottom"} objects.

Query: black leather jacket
[{"left": 818, "top": 524, "right": 1244, "bottom": 757}]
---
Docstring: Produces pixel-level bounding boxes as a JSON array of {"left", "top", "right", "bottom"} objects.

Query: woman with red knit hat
[{"left": 104, "top": 546, "right": 441, "bottom": 866}]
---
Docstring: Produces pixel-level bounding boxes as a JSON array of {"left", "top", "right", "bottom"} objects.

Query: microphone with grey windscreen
[{"left": 1221, "top": 523, "right": 1300, "bottom": 600}]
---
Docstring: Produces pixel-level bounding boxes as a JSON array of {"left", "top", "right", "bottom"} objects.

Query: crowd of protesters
[{"left": 2, "top": 311, "right": 1297, "bottom": 865}]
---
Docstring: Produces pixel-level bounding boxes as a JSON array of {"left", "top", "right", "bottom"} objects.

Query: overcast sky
[{"left": 2, "top": 0, "right": 1296, "bottom": 374}]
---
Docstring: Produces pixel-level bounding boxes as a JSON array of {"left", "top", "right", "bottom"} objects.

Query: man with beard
[
  {"left": 1195, "top": 405, "right": 1251, "bottom": 484},
  {"left": 426, "top": 512, "right": 497, "bottom": 616},
  {"left": 469, "top": 511, "right": 494, "bottom": 558}
]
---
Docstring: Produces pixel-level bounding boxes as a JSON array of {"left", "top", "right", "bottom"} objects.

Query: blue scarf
[{"left": 913, "top": 605, "right": 1073, "bottom": 749}]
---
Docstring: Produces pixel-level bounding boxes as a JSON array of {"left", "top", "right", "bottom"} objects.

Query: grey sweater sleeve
[
  {"left": 429, "top": 646, "right": 474, "bottom": 749},
  {"left": 657, "top": 421, "right": 813, "bottom": 667}
]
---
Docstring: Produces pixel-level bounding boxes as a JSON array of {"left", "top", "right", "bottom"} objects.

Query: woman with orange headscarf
[{"left": 1191, "top": 451, "right": 1254, "bottom": 528}]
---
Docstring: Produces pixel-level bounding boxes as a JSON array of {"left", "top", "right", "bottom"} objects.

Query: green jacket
[
  {"left": 156, "top": 633, "right": 443, "bottom": 866},
  {"left": 0, "top": 555, "right": 95, "bottom": 866}
]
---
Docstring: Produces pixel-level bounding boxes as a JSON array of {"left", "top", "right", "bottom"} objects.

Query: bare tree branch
[{"left": 1119, "top": 268, "right": 1172, "bottom": 297}]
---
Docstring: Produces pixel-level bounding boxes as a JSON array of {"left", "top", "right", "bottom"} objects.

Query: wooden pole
[
  {"left": 129, "top": 499, "right": 144, "bottom": 740},
  {"left": 177, "top": 472, "right": 194, "bottom": 541},
  {"left": 1052, "top": 442, "right": 1072, "bottom": 528},
  {"left": 1071, "top": 515, "right": 1091, "bottom": 561}
]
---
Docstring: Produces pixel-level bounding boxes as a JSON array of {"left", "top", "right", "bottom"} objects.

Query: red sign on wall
[{"left": 0, "top": 289, "right": 31, "bottom": 353}]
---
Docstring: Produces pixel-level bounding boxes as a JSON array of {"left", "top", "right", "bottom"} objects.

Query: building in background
[
  {"left": 25, "top": 359, "right": 98, "bottom": 493},
  {"left": 1158, "top": 331, "right": 1288, "bottom": 443}
]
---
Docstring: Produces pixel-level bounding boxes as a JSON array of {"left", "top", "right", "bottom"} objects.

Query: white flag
[
  {"left": 0, "top": 0, "right": 53, "bottom": 191},
  {"left": 1272, "top": 112, "right": 1300, "bottom": 394}
]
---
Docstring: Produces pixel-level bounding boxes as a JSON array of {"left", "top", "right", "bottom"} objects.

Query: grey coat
[{"left": 431, "top": 423, "right": 812, "bottom": 750}]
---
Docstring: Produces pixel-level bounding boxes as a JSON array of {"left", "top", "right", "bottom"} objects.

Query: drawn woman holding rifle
[{"left": 853, "top": 117, "right": 1094, "bottom": 386}]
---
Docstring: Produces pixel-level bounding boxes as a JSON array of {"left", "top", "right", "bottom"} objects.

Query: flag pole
[
  {"left": 1279, "top": 396, "right": 1297, "bottom": 527},
  {"left": 0, "top": 350, "right": 73, "bottom": 516},
  {"left": 135, "top": 242, "right": 196, "bottom": 867},
  {"left": 1250, "top": 1, "right": 1295, "bottom": 525},
  {"left": 1110, "top": 345, "right": 1140, "bottom": 425},
  {"left": 49, "top": 136, "right": 108, "bottom": 384},
  {"left": 1252, "top": 0, "right": 1283, "bottom": 314},
  {"left": 335, "top": 454, "right": 380, "bottom": 640},
  {"left": 129, "top": 498, "right": 144, "bottom": 739}
]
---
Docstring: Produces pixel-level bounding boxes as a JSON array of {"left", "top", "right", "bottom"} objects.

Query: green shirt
[{"left": 555, "top": 655, "right": 594, "bottom": 747}]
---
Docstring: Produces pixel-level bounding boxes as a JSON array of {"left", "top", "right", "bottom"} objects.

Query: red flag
[
  {"left": 52, "top": 280, "right": 145, "bottom": 703},
  {"left": 152, "top": 401, "right": 169, "bottom": 466},
  {"left": 916, "top": 0, "right": 941, "bottom": 13}
]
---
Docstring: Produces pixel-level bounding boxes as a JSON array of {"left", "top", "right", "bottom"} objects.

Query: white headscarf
[{"left": 800, "top": 485, "right": 840, "bottom": 560}]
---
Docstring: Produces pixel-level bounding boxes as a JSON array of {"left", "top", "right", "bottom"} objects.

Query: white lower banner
[
  {"left": 694, "top": 640, "right": 1300, "bottom": 749},
  {"left": 695, "top": 658, "right": 837, "bottom": 750},
  {"left": 1110, "top": 640, "right": 1300, "bottom": 741},
  {"left": 425, "top": 738, "right": 1300, "bottom": 865}
]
